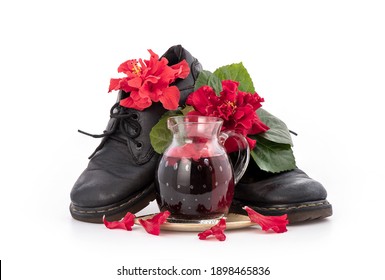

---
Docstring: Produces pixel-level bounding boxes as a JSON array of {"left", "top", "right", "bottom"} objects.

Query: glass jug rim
[{"left": 168, "top": 115, "right": 223, "bottom": 126}]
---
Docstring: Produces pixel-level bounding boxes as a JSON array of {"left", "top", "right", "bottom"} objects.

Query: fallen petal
[
  {"left": 243, "top": 206, "right": 288, "bottom": 233},
  {"left": 198, "top": 229, "right": 213, "bottom": 240},
  {"left": 139, "top": 211, "right": 170, "bottom": 236},
  {"left": 198, "top": 218, "right": 226, "bottom": 241},
  {"left": 103, "top": 212, "right": 136, "bottom": 231}
]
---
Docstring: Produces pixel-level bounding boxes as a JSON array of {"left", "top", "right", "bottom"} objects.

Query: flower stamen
[
  {"left": 225, "top": 100, "right": 237, "bottom": 112},
  {"left": 131, "top": 61, "right": 141, "bottom": 75}
]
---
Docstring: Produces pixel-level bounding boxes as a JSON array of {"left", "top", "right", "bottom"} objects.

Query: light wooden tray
[{"left": 134, "top": 213, "right": 254, "bottom": 232}]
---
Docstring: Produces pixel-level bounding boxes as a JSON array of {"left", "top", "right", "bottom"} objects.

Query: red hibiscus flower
[
  {"left": 109, "top": 50, "right": 190, "bottom": 111},
  {"left": 186, "top": 80, "right": 269, "bottom": 150}
]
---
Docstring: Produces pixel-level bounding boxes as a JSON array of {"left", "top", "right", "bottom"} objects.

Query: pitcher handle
[{"left": 219, "top": 131, "right": 250, "bottom": 184}]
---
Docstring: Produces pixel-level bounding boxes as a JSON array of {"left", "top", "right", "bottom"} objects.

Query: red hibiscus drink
[{"left": 156, "top": 154, "right": 235, "bottom": 223}]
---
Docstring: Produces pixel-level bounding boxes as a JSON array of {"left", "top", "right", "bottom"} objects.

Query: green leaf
[
  {"left": 181, "top": 105, "right": 194, "bottom": 116},
  {"left": 194, "top": 70, "right": 222, "bottom": 95},
  {"left": 257, "top": 108, "right": 293, "bottom": 146},
  {"left": 250, "top": 136, "right": 296, "bottom": 173},
  {"left": 214, "top": 62, "right": 255, "bottom": 93},
  {"left": 150, "top": 111, "right": 181, "bottom": 154}
]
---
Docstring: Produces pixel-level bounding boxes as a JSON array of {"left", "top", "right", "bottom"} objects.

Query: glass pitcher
[{"left": 155, "top": 115, "right": 250, "bottom": 224}]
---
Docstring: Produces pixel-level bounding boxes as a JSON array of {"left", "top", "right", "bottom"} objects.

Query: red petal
[
  {"left": 139, "top": 219, "right": 160, "bottom": 235},
  {"left": 243, "top": 206, "right": 288, "bottom": 233},
  {"left": 151, "top": 211, "right": 170, "bottom": 224},
  {"left": 144, "top": 75, "right": 160, "bottom": 84},
  {"left": 119, "top": 96, "right": 134, "bottom": 108},
  {"left": 246, "top": 137, "right": 256, "bottom": 150},
  {"left": 220, "top": 80, "right": 238, "bottom": 102},
  {"left": 108, "top": 78, "right": 121, "bottom": 92},
  {"left": 117, "top": 59, "right": 138, "bottom": 74},
  {"left": 233, "top": 110, "right": 245, "bottom": 120},
  {"left": 159, "top": 86, "right": 180, "bottom": 110},
  {"left": 138, "top": 211, "right": 170, "bottom": 236},
  {"left": 198, "top": 218, "right": 227, "bottom": 241},
  {"left": 249, "top": 116, "right": 270, "bottom": 134},
  {"left": 147, "top": 49, "right": 160, "bottom": 62},
  {"left": 103, "top": 212, "right": 136, "bottom": 231},
  {"left": 198, "top": 229, "right": 213, "bottom": 240},
  {"left": 186, "top": 86, "right": 218, "bottom": 115},
  {"left": 167, "top": 142, "right": 211, "bottom": 161},
  {"left": 223, "top": 137, "right": 239, "bottom": 154},
  {"left": 221, "top": 80, "right": 239, "bottom": 93},
  {"left": 120, "top": 93, "right": 152, "bottom": 111},
  {"left": 127, "top": 77, "right": 143, "bottom": 88},
  {"left": 140, "top": 80, "right": 162, "bottom": 101},
  {"left": 170, "top": 59, "right": 190, "bottom": 79}
]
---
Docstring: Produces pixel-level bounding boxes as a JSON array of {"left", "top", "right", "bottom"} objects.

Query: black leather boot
[
  {"left": 230, "top": 160, "right": 333, "bottom": 224},
  {"left": 70, "top": 45, "right": 202, "bottom": 223}
]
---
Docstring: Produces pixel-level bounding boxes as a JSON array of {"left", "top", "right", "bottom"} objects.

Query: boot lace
[{"left": 78, "top": 103, "right": 142, "bottom": 159}]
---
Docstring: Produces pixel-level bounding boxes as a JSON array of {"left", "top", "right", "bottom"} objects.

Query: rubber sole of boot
[
  {"left": 230, "top": 199, "right": 332, "bottom": 224},
  {"left": 70, "top": 183, "right": 156, "bottom": 223}
]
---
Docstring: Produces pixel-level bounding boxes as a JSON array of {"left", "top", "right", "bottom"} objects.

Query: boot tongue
[
  {"left": 117, "top": 90, "right": 130, "bottom": 102},
  {"left": 162, "top": 45, "right": 203, "bottom": 105},
  {"left": 161, "top": 45, "right": 184, "bottom": 65}
]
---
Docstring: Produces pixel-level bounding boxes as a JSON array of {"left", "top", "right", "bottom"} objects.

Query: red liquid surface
[{"left": 155, "top": 154, "right": 235, "bottom": 220}]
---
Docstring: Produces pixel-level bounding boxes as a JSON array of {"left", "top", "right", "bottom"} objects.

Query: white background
[{"left": 1, "top": 0, "right": 384, "bottom": 279}]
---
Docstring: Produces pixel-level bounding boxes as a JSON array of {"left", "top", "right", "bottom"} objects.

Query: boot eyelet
[
  {"left": 135, "top": 142, "right": 143, "bottom": 150},
  {"left": 132, "top": 113, "right": 139, "bottom": 120}
]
